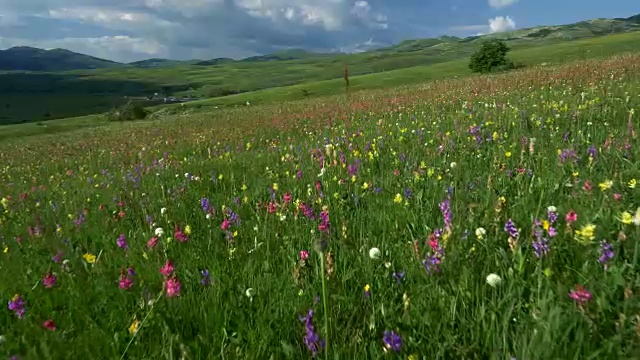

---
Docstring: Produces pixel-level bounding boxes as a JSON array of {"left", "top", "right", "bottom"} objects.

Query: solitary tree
[{"left": 469, "top": 39, "right": 513, "bottom": 74}]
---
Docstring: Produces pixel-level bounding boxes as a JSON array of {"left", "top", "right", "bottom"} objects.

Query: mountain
[
  {"left": 0, "top": 47, "right": 123, "bottom": 71},
  {"left": 195, "top": 58, "right": 235, "bottom": 66}
]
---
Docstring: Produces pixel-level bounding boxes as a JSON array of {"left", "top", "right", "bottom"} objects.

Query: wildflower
[
  {"left": 8, "top": 294, "right": 26, "bottom": 318},
  {"left": 200, "top": 198, "right": 211, "bottom": 213},
  {"left": 83, "top": 253, "right": 96, "bottom": 264},
  {"left": 174, "top": 226, "right": 188, "bottom": 242},
  {"left": 565, "top": 210, "right": 577, "bottom": 225},
  {"left": 629, "top": 179, "right": 637, "bottom": 189},
  {"left": 220, "top": 219, "right": 231, "bottom": 231},
  {"left": 154, "top": 227, "right": 165, "bottom": 237},
  {"left": 129, "top": 319, "right": 140, "bottom": 335},
  {"left": 42, "top": 319, "right": 56, "bottom": 331},
  {"left": 486, "top": 273, "right": 502, "bottom": 287},
  {"left": 200, "top": 270, "right": 211, "bottom": 286},
  {"left": 165, "top": 277, "right": 181, "bottom": 297},
  {"left": 504, "top": 219, "right": 520, "bottom": 239},
  {"left": 392, "top": 271, "right": 406, "bottom": 284},
  {"left": 245, "top": 288, "right": 256, "bottom": 299},
  {"left": 575, "top": 223, "right": 596, "bottom": 244},
  {"left": 369, "top": 247, "right": 381, "bottom": 260},
  {"left": 598, "top": 241, "right": 614, "bottom": 270},
  {"left": 117, "top": 234, "right": 128, "bottom": 249},
  {"left": 299, "top": 309, "right": 325, "bottom": 357},
  {"left": 160, "top": 260, "right": 174, "bottom": 277},
  {"left": 160, "top": 207, "right": 167, "bottom": 215},
  {"left": 299, "top": 250, "right": 309, "bottom": 261},
  {"left": 633, "top": 208, "right": 640, "bottom": 226},
  {"left": 475, "top": 227, "right": 486, "bottom": 240},
  {"left": 382, "top": 330, "right": 402, "bottom": 353},
  {"left": 184, "top": 225, "right": 192, "bottom": 235},
  {"left": 393, "top": 193, "right": 402, "bottom": 204},
  {"left": 621, "top": 211, "right": 633, "bottom": 224},
  {"left": 598, "top": 180, "right": 613, "bottom": 191},
  {"left": 569, "top": 285, "right": 591, "bottom": 304},
  {"left": 364, "top": 284, "right": 371, "bottom": 298},
  {"left": 147, "top": 237, "right": 158, "bottom": 248},
  {"left": 42, "top": 272, "right": 57, "bottom": 288},
  {"left": 505, "top": 151, "right": 512, "bottom": 158},
  {"left": 119, "top": 270, "right": 133, "bottom": 290}
]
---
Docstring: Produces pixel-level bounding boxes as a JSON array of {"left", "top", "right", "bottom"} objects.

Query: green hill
[
  {"left": 0, "top": 13, "right": 639, "bottom": 125},
  {"left": 0, "top": 46, "right": 122, "bottom": 71}
]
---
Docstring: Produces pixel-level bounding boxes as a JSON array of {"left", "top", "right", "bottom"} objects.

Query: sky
[{"left": 0, "top": 0, "right": 637, "bottom": 63}]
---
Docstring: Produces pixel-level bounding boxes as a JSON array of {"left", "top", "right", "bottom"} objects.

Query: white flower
[
  {"left": 245, "top": 288, "right": 256, "bottom": 298},
  {"left": 547, "top": 206, "right": 557, "bottom": 213},
  {"left": 279, "top": 215, "right": 287, "bottom": 221},
  {"left": 450, "top": 162, "right": 457, "bottom": 169},
  {"left": 154, "top": 227, "right": 165, "bottom": 237},
  {"left": 486, "top": 273, "right": 502, "bottom": 288},
  {"left": 206, "top": 213, "right": 213, "bottom": 220},
  {"left": 475, "top": 227, "right": 486, "bottom": 239},
  {"left": 369, "top": 247, "right": 381, "bottom": 260},
  {"left": 160, "top": 207, "right": 167, "bottom": 215}
]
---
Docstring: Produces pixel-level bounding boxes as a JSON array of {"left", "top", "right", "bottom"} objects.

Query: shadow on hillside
[{"left": 0, "top": 73, "right": 185, "bottom": 125}]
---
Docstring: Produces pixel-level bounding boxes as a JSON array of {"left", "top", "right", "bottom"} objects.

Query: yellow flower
[
  {"left": 0, "top": 197, "right": 8, "bottom": 208},
  {"left": 394, "top": 193, "right": 403, "bottom": 204},
  {"left": 408, "top": 355, "right": 418, "bottom": 360},
  {"left": 620, "top": 212, "right": 632, "bottom": 225},
  {"left": 362, "top": 182, "right": 370, "bottom": 190},
  {"left": 505, "top": 151, "right": 512, "bottom": 158},
  {"left": 217, "top": 174, "right": 223, "bottom": 180},
  {"left": 364, "top": 284, "right": 371, "bottom": 293},
  {"left": 598, "top": 180, "right": 613, "bottom": 191},
  {"left": 129, "top": 319, "right": 140, "bottom": 335},
  {"left": 542, "top": 220, "right": 550, "bottom": 231},
  {"left": 272, "top": 183, "right": 278, "bottom": 191},
  {"left": 575, "top": 224, "right": 596, "bottom": 244},
  {"left": 629, "top": 179, "right": 637, "bottom": 189},
  {"left": 241, "top": 184, "right": 247, "bottom": 191},
  {"left": 184, "top": 225, "right": 192, "bottom": 235},
  {"left": 83, "top": 253, "right": 96, "bottom": 264}
]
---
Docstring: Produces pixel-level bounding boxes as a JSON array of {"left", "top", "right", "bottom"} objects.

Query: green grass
[{"left": 0, "top": 52, "right": 639, "bottom": 359}]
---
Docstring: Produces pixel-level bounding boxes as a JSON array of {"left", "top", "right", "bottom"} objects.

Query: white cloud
[
  {"left": 489, "top": 16, "right": 516, "bottom": 33},
  {"left": 488, "top": 0, "right": 519, "bottom": 9}
]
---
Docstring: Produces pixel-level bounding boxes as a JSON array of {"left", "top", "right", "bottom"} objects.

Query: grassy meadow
[{"left": 0, "top": 53, "right": 639, "bottom": 359}]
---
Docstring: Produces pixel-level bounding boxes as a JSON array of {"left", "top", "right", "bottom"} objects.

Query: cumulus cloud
[
  {"left": 488, "top": 0, "right": 519, "bottom": 9},
  {"left": 489, "top": 16, "right": 516, "bottom": 33}
]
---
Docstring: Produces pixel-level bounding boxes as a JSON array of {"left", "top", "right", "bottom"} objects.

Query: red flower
[{"left": 42, "top": 319, "right": 56, "bottom": 331}]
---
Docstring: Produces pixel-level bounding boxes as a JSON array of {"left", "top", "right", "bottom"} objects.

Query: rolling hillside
[
  {"left": 0, "top": 47, "right": 122, "bottom": 71},
  {"left": 0, "top": 13, "right": 639, "bottom": 125}
]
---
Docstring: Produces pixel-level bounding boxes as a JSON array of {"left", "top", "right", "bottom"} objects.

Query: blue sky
[{"left": 0, "top": 0, "right": 637, "bottom": 62}]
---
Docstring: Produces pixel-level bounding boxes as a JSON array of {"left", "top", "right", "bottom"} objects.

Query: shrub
[
  {"left": 105, "top": 101, "right": 149, "bottom": 122},
  {"left": 469, "top": 39, "right": 516, "bottom": 74}
]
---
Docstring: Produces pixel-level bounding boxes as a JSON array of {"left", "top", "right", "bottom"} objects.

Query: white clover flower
[
  {"left": 154, "top": 227, "right": 165, "bottom": 237},
  {"left": 486, "top": 273, "right": 502, "bottom": 288},
  {"left": 475, "top": 227, "right": 486, "bottom": 239},
  {"left": 450, "top": 162, "right": 457, "bottom": 169},
  {"left": 160, "top": 207, "right": 167, "bottom": 215},
  {"left": 369, "top": 247, "right": 381, "bottom": 260},
  {"left": 547, "top": 206, "right": 557, "bottom": 213}
]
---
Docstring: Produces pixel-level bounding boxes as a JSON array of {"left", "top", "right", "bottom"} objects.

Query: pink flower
[
  {"left": 119, "top": 276, "right": 133, "bottom": 290},
  {"left": 160, "top": 260, "right": 174, "bottom": 277},
  {"left": 565, "top": 210, "right": 577, "bottom": 224},
  {"left": 582, "top": 180, "right": 592, "bottom": 193},
  {"left": 283, "top": 192, "right": 292, "bottom": 203},
  {"left": 220, "top": 219, "right": 231, "bottom": 231},
  {"left": 147, "top": 237, "right": 158, "bottom": 248},
  {"left": 613, "top": 193, "right": 622, "bottom": 201},
  {"left": 174, "top": 227, "right": 188, "bottom": 242},
  {"left": 299, "top": 250, "right": 309, "bottom": 261},
  {"left": 569, "top": 285, "right": 591, "bottom": 304},
  {"left": 42, "top": 319, "right": 56, "bottom": 331},
  {"left": 42, "top": 272, "right": 57, "bottom": 288},
  {"left": 165, "top": 277, "right": 181, "bottom": 297}
]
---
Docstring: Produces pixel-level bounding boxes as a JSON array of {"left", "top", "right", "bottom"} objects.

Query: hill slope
[{"left": 0, "top": 47, "right": 123, "bottom": 71}]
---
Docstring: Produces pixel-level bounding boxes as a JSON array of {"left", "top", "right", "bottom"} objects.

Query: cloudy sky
[{"left": 0, "top": 0, "right": 637, "bottom": 62}]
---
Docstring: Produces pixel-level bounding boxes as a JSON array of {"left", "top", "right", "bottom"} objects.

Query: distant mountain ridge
[{"left": 0, "top": 13, "right": 638, "bottom": 72}]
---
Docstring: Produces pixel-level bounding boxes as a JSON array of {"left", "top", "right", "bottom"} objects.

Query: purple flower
[
  {"left": 504, "top": 219, "right": 519, "bottom": 239},
  {"left": 8, "top": 294, "right": 26, "bottom": 319},
  {"left": 598, "top": 241, "right": 614, "bottom": 270},
  {"left": 439, "top": 197, "right": 452, "bottom": 230},
  {"left": 117, "top": 234, "right": 128, "bottom": 249},
  {"left": 299, "top": 309, "right": 325, "bottom": 357},
  {"left": 403, "top": 188, "right": 412, "bottom": 199},
  {"left": 392, "top": 271, "right": 406, "bottom": 284},
  {"left": 201, "top": 269, "right": 212, "bottom": 285},
  {"left": 382, "top": 330, "right": 402, "bottom": 352},
  {"left": 200, "top": 198, "right": 211, "bottom": 213}
]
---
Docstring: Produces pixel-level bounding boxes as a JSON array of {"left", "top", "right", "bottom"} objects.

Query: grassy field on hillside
[
  {"left": 3, "top": 31, "right": 640, "bottom": 140},
  {"left": 0, "top": 53, "right": 639, "bottom": 359},
  {"left": 1, "top": 30, "right": 639, "bottom": 125}
]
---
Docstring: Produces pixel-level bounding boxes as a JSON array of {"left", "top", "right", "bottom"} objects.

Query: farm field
[{"left": 0, "top": 53, "right": 639, "bottom": 359}]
